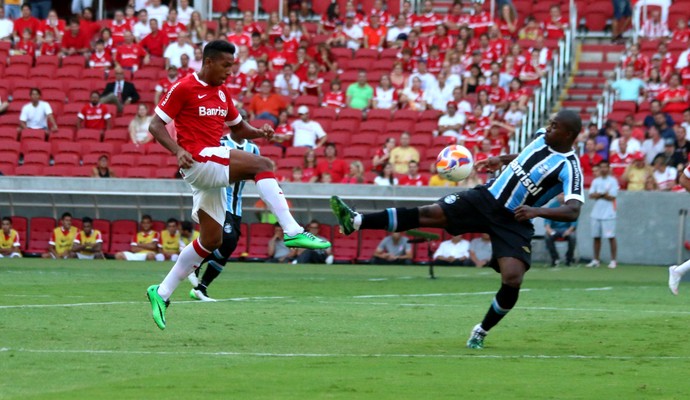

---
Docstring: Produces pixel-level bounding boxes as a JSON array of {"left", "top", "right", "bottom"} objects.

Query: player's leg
[
  {"left": 544, "top": 233, "right": 559, "bottom": 266},
  {"left": 587, "top": 219, "right": 602, "bottom": 267},
  {"left": 565, "top": 234, "right": 576, "bottom": 265},
  {"left": 604, "top": 219, "right": 617, "bottom": 269},
  {"left": 191, "top": 215, "right": 239, "bottom": 301},
  {"left": 228, "top": 150, "right": 329, "bottom": 249},
  {"left": 669, "top": 258, "right": 690, "bottom": 295}
]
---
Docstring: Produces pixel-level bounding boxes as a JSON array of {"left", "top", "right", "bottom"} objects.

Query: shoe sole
[{"left": 330, "top": 196, "right": 354, "bottom": 235}]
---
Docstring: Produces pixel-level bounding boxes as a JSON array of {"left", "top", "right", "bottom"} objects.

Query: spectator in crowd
[
  {"left": 642, "top": 125, "right": 665, "bottom": 165},
  {"left": 291, "top": 106, "right": 327, "bottom": 149},
  {"left": 271, "top": 110, "right": 294, "bottom": 150},
  {"left": 400, "top": 76, "right": 427, "bottom": 111},
  {"left": 342, "top": 11, "right": 363, "bottom": 50},
  {"left": 0, "top": 217, "right": 22, "bottom": 258},
  {"left": 594, "top": 121, "right": 616, "bottom": 161},
  {"left": 322, "top": 80, "right": 346, "bottom": 109},
  {"left": 469, "top": 233, "right": 492, "bottom": 268},
  {"left": 503, "top": 101, "right": 524, "bottom": 127},
  {"left": 386, "top": 14, "right": 410, "bottom": 46},
  {"left": 176, "top": 0, "right": 195, "bottom": 25},
  {"left": 41, "top": 212, "right": 78, "bottom": 259},
  {"left": 675, "top": 123, "right": 690, "bottom": 158},
  {"left": 645, "top": 64, "right": 667, "bottom": 101},
  {"left": 302, "top": 149, "right": 319, "bottom": 183},
  {"left": 92, "top": 155, "right": 116, "bottom": 178},
  {"left": 580, "top": 138, "right": 603, "bottom": 179},
  {"left": 371, "top": 75, "right": 398, "bottom": 110},
  {"left": 18, "top": 88, "right": 58, "bottom": 135},
  {"left": 609, "top": 137, "right": 636, "bottom": 177},
  {"left": 132, "top": 9, "right": 152, "bottom": 41},
  {"left": 346, "top": 70, "right": 374, "bottom": 110},
  {"left": 390, "top": 61, "right": 409, "bottom": 91},
  {"left": 623, "top": 152, "right": 652, "bottom": 191},
  {"left": 100, "top": 67, "right": 140, "bottom": 113},
  {"left": 656, "top": 137, "right": 686, "bottom": 170},
  {"left": 247, "top": 81, "right": 289, "bottom": 126},
  {"left": 267, "top": 224, "right": 296, "bottom": 263},
  {"left": 390, "top": 132, "right": 420, "bottom": 174},
  {"left": 15, "top": 28, "right": 35, "bottom": 60},
  {"left": 114, "top": 215, "right": 159, "bottom": 261},
  {"left": 162, "top": 8, "right": 186, "bottom": 41},
  {"left": 429, "top": 165, "right": 458, "bottom": 188},
  {"left": 641, "top": 8, "right": 670, "bottom": 39},
  {"left": 154, "top": 66, "right": 179, "bottom": 104},
  {"left": 140, "top": 18, "right": 169, "bottom": 59},
  {"left": 363, "top": 14, "right": 386, "bottom": 50},
  {"left": 427, "top": 69, "right": 459, "bottom": 111},
  {"left": 643, "top": 100, "right": 674, "bottom": 129},
  {"left": 179, "top": 220, "right": 199, "bottom": 247},
  {"left": 612, "top": 0, "right": 632, "bottom": 42},
  {"left": 274, "top": 64, "right": 300, "bottom": 97},
  {"left": 129, "top": 103, "right": 153, "bottom": 146},
  {"left": 341, "top": 161, "right": 365, "bottom": 184},
  {"left": 293, "top": 220, "right": 333, "bottom": 264},
  {"left": 177, "top": 53, "right": 195, "bottom": 77},
  {"left": 408, "top": 60, "right": 437, "bottom": 91},
  {"left": 673, "top": 17, "right": 690, "bottom": 42},
  {"left": 158, "top": 217, "right": 181, "bottom": 261},
  {"left": 433, "top": 235, "right": 472, "bottom": 266},
  {"left": 12, "top": 4, "right": 39, "bottom": 42},
  {"left": 372, "top": 232, "right": 412, "bottom": 265},
  {"left": 372, "top": 137, "right": 396, "bottom": 173},
  {"left": 399, "top": 160, "right": 429, "bottom": 186},
  {"left": 654, "top": 112, "right": 676, "bottom": 142},
  {"left": 588, "top": 161, "right": 619, "bottom": 269},
  {"left": 187, "top": 11, "right": 206, "bottom": 45},
  {"left": 89, "top": 39, "right": 113, "bottom": 69},
  {"left": 115, "top": 30, "right": 148, "bottom": 72},
  {"left": 463, "top": 63, "right": 483, "bottom": 96},
  {"left": 189, "top": 46, "right": 203, "bottom": 71},
  {"left": 374, "top": 162, "right": 398, "bottom": 186},
  {"left": 611, "top": 123, "right": 641, "bottom": 155},
  {"left": 316, "top": 143, "right": 348, "bottom": 182},
  {"left": 0, "top": 8, "right": 13, "bottom": 41},
  {"left": 651, "top": 153, "right": 678, "bottom": 191},
  {"left": 544, "top": 194, "right": 577, "bottom": 267},
  {"left": 318, "top": 1, "right": 341, "bottom": 34},
  {"left": 519, "top": 15, "right": 543, "bottom": 40},
  {"left": 60, "top": 17, "right": 90, "bottom": 56},
  {"left": 164, "top": 31, "right": 195, "bottom": 68},
  {"left": 145, "top": 0, "right": 168, "bottom": 25},
  {"left": 658, "top": 73, "right": 689, "bottom": 113},
  {"left": 77, "top": 91, "right": 112, "bottom": 132},
  {"left": 72, "top": 216, "right": 104, "bottom": 260},
  {"left": 609, "top": 65, "right": 646, "bottom": 102},
  {"left": 3, "top": 0, "right": 20, "bottom": 20}
]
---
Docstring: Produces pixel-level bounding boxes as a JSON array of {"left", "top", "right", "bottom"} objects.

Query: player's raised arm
[
  {"left": 229, "top": 119, "right": 274, "bottom": 142},
  {"left": 474, "top": 154, "right": 518, "bottom": 173},
  {"left": 514, "top": 199, "right": 581, "bottom": 222}
]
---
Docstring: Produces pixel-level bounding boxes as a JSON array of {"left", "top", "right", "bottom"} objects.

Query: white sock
[
  {"left": 675, "top": 259, "right": 690, "bottom": 276},
  {"left": 353, "top": 213, "right": 362, "bottom": 230},
  {"left": 154, "top": 253, "right": 165, "bottom": 262},
  {"left": 157, "top": 239, "right": 211, "bottom": 301},
  {"left": 255, "top": 175, "right": 303, "bottom": 236}
]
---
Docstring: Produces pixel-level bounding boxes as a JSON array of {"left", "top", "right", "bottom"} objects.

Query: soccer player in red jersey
[
  {"left": 77, "top": 91, "right": 112, "bottom": 131},
  {"left": 145, "top": 41, "right": 330, "bottom": 330}
]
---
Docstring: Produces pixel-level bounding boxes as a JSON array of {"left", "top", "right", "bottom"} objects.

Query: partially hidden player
[
  {"left": 331, "top": 110, "right": 584, "bottom": 349},
  {"left": 668, "top": 165, "right": 690, "bottom": 295}
]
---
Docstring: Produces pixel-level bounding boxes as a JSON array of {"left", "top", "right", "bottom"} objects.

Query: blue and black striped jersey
[
  {"left": 220, "top": 135, "right": 260, "bottom": 217},
  {"left": 487, "top": 134, "right": 584, "bottom": 212}
]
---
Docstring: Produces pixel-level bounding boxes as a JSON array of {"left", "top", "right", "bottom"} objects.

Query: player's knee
[
  {"left": 201, "top": 237, "right": 222, "bottom": 252},
  {"left": 255, "top": 156, "right": 275, "bottom": 173},
  {"left": 115, "top": 252, "right": 124, "bottom": 260}
]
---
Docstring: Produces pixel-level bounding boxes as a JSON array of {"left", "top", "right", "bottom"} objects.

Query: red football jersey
[
  {"left": 622, "top": 54, "right": 649, "bottom": 75},
  {"left": 40, "top": 42, "right": 60, "bottom": 56},
  {"left": 399, "top": 174, "right": 428, "bottom": 186},
  {"left": 156, "top": 76, "right": 179, "bottom": 95},
  {"left": 680, "top": 67, "right": 690, "bottom": 86},
  {"left": 38, "top": 19, "right": 65, "bottom": 39},
  {"left": 469, "top": 12, "right": 492, "bottom": 37},
  {"left": 323, "top": 91, "right": 346, "bottom": 108},
  {"left": 413, "top": 12, "right": 441, "bottom": 35},
  {"left": 224, "top": 72, "right": 248, "bottom": 97},
  {"left": 244, "top": 22, "right": 263, "bottom": 35},
  {"left": 89, "top": 50, "right": 113, "bottom": 68},
  {"left": 226, "top": 32, "right": 252, "bottom": 47},
  {"left": 162, "top": 21, "right": 187, "bottom": 41},
  {"left": 673, "top": 28, "right": 690, "bottom": 43},
  {"left": 155, "top": 73, "right": 242, "bottom": 156},
  {"left": 78, "top": 103, "right": 112, "bottom": 130},
  {"left": 115, "top": 43, "right": 145, "bottom": 69},
  {"left": 544, "top": 17, "right": 568, "bottom": 40},
  {"left": 426, "top": 55, "right": 444, "bottom": 74},
  {"left": 16, "top": 40, "right": 35, "bottom": 57},
  {"left": 13, "top": 16, "right": 40, "bottom": 39},
  {"left": 430, "top": 35, "right": 454, "bottom": 52},
  {"left": 443, "top": 14, "right": 471, "bottom": 36},
  {"left": 110, "top": 21, "right": 130, "bottom": 45},
  {"left": 177, "top": 67, "right": 195, "bottom": 78}
]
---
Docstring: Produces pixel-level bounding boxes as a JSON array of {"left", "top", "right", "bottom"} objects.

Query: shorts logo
[
  {"left": 224, "top": 223, "right": 232, "bottom": 233},
  {"left": 218, "top": 90, "right": 226, "bottom": 102},
  {"left": 522, "top": 246, "right": 531, "bottom": 254},
  {"left": 444, "top": 194, "right": 457, "bottom": 204}
]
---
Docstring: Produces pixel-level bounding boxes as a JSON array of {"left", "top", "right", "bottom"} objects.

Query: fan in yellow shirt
[
  {"left": 158, "top": 218, "right": 182, "bottom": 261},
  {"left": 42, "top": 212, "right": 78, "bottom": 259},
  {"left": 179, "top": 220, "right": 199, "bottom": 248},
  {"left": 72, "top": 217, "right": 104, "bottom": 259},
  {"left": 0, "top": 217, "right": 22, "bottom": 258}
]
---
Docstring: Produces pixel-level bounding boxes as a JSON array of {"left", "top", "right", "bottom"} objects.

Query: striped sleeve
[{"left": 559, "top": 156, "right": 585, "bottom": 204}]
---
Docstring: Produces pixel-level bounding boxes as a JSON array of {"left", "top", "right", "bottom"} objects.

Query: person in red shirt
[
  {"left": 469, "top": 1, "right": 492, "bottom": 37},
  {"left": 39, "top": 30, "right": 60, "bottom": 56},
  {"left": 369, "top": 0, "right": 391, "bottom": 27},
  {"left": 15, "top": 28, "right": 36, "bottom": 59},
  {"left": 519, "top": 50, "right": 546, "bottom": 87},
  {"left": 430, "top": 24, "right": 454, "bottom": 53},
  {"left": 249, "top": 60, "right": 274, "bottom": 93},
  {"left": 673, "top": 18, "right": 690, "bottom": 43},
  {"left": 316, "top": 143, "right": 348, "bottom": 183},
  {"left": 363, "top": 14, "right": 386, "bottom": 50},
  {"left": 161, "top": 8, "right": 187, "bottom": 41},
  {"left": 37, "top": 9, "right": 65, "bottom": 42},
  {"left": 139, "top": 19, "right": 169, "bottom": 58},
  {"left": 145, "top": 40, "right": 328, "bottom": 330},
  {"left": 413, "top": 0, "right": 441, "bottom": 36},
  {"left": 398, "top": 161, "right": 429, "bottom": 186},
  {"left": 226, "top": 20, "right": 251, "bottom": 47},
  {"left": 224, "top": 62, "right": 248, "bottom": 100},
  {"left": 444, "top": 1, "right": 469, "bottom": 36},
  {"left": 271, "top": 110, "right": 294, "bottom": 151},
  {"left": 543, "top": 5, "right": 568, "bottom": 40},
  {"left": 280, "top": 25, "right": 300, "bottom": 55},
  {"left": 79, "top": 7, "right": 101, "bottom": 42},
  {"left": 177, "top": 54, "right": 195, "bottom": 78},
  {"left": 110, "top": 10, "right": 130, "bottom": 46},
  {"left": 461, "top": 115, "right": 487, "bottom": 150},
  {"left": 658, "top": 73, "right": 689, "bottom": 113},
  {"left": 403, "top": 30, "right": 428, "bottom": 59},
  {"left": 299, "top": 62, "right": 323, "bottom": 97},
  {"left": 89, "top": 40, "right": 113, "bottom": 69},
  {"left": 242, "top": 10, "right": 263, "bottom": 36},
  {"left": 13, "top": 4, "right": 40, "bottom": 41},
  {"left": 484, "top": 74, "right": 507, "bottom": 109},
  {"left": 322, "top": 80, "right": 346, "bottom": 109},
  {"left": 579, "top": 138, "right": 603, "bottom": 180},
  {"left": 268, "top": 37, "right": 294, "bottom": 71},
  {"left": 248, "top": 33, "right": 270, "bottom": 62},
  {"left": 426, "top": 45, "right": 444, "bottom": 75},
  {"left": 77, "top": 91, "right": 112, "bottom": 131},
  {"left": 154, "top": 66, "right": 179, "bottom": 104},
  {"left": 622, "top": 43, "right": 649, "bottom": 78},
  {"left": 61, "top": 18, "right": 90, "bottom": 57},
  {"left": 115, "top": 30, "right": 147, "bottom": 72}
]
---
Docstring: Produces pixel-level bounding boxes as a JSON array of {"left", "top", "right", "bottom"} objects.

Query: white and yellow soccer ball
[{"left": 435, "top": 145, "right": 474, "bottom": 182}]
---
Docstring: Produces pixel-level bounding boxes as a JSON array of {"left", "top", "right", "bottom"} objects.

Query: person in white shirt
[
  {"left": 586, "top": 160, "right": 619, "bottom": 269},
  {"left": 373, "top": 162, "right": 399, "bottom": 186},
  {"left": 189, "top": 47, "right": 203, "bottom": 72},
  {"left": 18, "top": 88, "right": 58, "bottom": 134},
  {"left": 641, "top": 9, "right": 670, "bottom": 40},
  {"left": 438, "top": 101, "right": 466, "bottom": 139},
  {"left": 164, "top": 31, "right": 195, "bottom": 69},
  {"left": 408, "top": 61, "right": 438, "bottom": 91},
  {"left": 433, "top": 235, "right": 472, "bottom": 266},
  {"left": 274, "top": 64, "right": 301, "bottom": 97},
  {"left": 176, "top": 0, "right": 195, "bottom": 25},
  {"left": 342, "top": 12, "right": 363, "bottom": 50},
  {"left": 0, "top": 8, "right": 13, "bottom": 41},
  {"left": 372, "top": 75, "right": 398, "bottom": 110},
  {"left": 132, "top": 9, "right": 152, "bottom": 41},
  {"left": 651, "top": 154, "right": 677, "bottom": 191},
  {"left": 427, "top": 69, "right": 461, "bottom": 111},
  {"left": 237, "top": 45, "right": 258, "bottom": 75},
  {"left": 609, "top": 123, "right": 641, "bottom": 155},
  {"left": 385, "top": 14, "right": 410, "bottom": 46},
  {"left": 146, "top": 0, "right": 169, "bottom": 25},
  {"left": 291, "top": 106, "right": 327, "bottom": 148}
]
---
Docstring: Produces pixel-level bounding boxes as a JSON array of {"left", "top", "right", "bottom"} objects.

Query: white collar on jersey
[{"left": 193, "top": 72, "right": 208, "bottom": 87}]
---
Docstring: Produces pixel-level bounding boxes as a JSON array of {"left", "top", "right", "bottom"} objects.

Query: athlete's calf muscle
[
  {"left": 228, "top": 150, "right": 273, "bottom": 183},
  {"left": 418, "top": 204, "right": 448, "bottom": 228}
]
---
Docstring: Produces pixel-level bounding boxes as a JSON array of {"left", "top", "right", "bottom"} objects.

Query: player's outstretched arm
[
  {"left": 474, "top": 154, "right": 518, "bottom": 173},
  {"left": 514, "top": 200, "right": 582, "bottom": 222},
  {"left": 229, "top": 120, "right": 274, "bottom": 142},
  {"left": 149, "top": 114, "right": 193, "bottom": 169}
]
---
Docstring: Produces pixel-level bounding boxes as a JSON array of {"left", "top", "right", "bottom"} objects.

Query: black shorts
[
  {"left": 214, "top": 212, "right": 242, "bottom": 262},
  {"left": 436, "top": 186, "right": 534, "bottom": 272}
]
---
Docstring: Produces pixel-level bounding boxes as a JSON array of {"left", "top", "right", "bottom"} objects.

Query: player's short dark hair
[
  {"left": 61, "top": 212, "right": 72, "bottom": 220},
  {"left": 30, "top": 88, "right": 41, "bottom": 96},
  {"left": 166, "top": 218, "right": 179, "bottom": 225},
  {"left": 557, "top": 109, "right": 582, "bottom": 138},
  {"left": 82, "top": 217, "right": 93, "bottom": 224},
  {"left": 141, "top": 214, "right": 152, "bottom": 222},
  {"left": 203, "top": 40, "right": 236, "bottom": 61},
  {"left": 2, "top": 216, "right": 11, "bottom": 224},
  {"left": 180, "top": 220, "right": 193, "bottom": 232}
]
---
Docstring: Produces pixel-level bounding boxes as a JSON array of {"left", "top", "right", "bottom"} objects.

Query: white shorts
[
  {"left": 181, "top": 146, "right": 231, "bottom": 226},
  {"left": 591, "top": 219, "right": 616, "bottom": 239},
  {"left": 123, "top": 251, "right": 152, "bottom": 261},
  {"left": 0, "top": 252, "right": 22, "bottom": 258},
  {"left": 76, "top": 253, "right": 96, "bottom": 260}
]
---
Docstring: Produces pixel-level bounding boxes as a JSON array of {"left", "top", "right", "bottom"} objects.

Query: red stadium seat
[
  {"left": 311, "top": 107, "right": 337, "bottom": 121},
  {"left": 8, "top": 216, "right": 28, "bottom": 251},
  {"left": 3, "top": 64, "right": 29, "bottom": 79},
  {"left": 26, "top": 217, "right": 57, "bottom": 254},
  {"left": 83, "top": 142, "right": 116, "bottom": 157},
  {"left": 358, "top": 120, "right": 386, "bottom": 135},
  {"left": 57, "top": 65, "right": 84, "bottom": 79},
  {"left": 415, "top": 121, "right": 439, "bottom": 135},
  {"left": 327, "top": 132, "right": 351, "bottom": 146},
  {"left": 111, "top": 154, "right": 136, "bottom": 167},
  {"left": 259, "top": 146, "right": 282, "bottom": 159},
  {"left": 337, "top": 108, "right": 363, "bottom": 122},
  {"left": 103, "top": 129, "right": 129, "bottom": 143},
  {"left": 409, "top": 134, "right": 432, "bottom": 147},
  {"left": 15, "top": 165, "right": 44, "bottom": 176},
  {"left": 295, "top": 95, "right": 320, "bottom": 108},
  {"left": 154, "top": 167, "right": 179, "bottom": 179},
  {"left": 36, "top": 55, "right": 59, "bottom": 67},
  {"left": 93, "top": 219, "right": 111, "bottom": 253},
  {"left": 379, "top": 48, "right": 399, "bottom": 60},
  {"left": 43, "top": 165, "right": 74, "bottom": 177},
  {"left": 72, "top": 166, "right": 93, "bottom": 177},
  {"left": 367, "top": 109, "right": 393, "bottom": 122},
  {"left": 22, "top": 153, "right": 50, "bottom": 166},
  {"left": 331, "top": 47, "right": 353, "bottom": 61},
  {"left": 285, "top": 146, "right": 308, "bottom": 158},
  {"left": 53, "top": 153, "right": 80, "bottom": 167},
  {"left": 124, "top": 167, "right": 155, "bottom": 178},
  {"left": 9, "top": 55, "right": 32, "bottom": 66},
  {"left": 109, "top": 219, "right": 138, "bottom": 254},
  {"left": 350, "top": 132, "right": 380, "bottom": 145},
  {"left": 49, "top": 128, "right": 76, "bottom": 143},
  {"left": 419, "top": 109, "right": 443, "bottom": 122},
  {"left": 0, "top": 127, "right": 18, "bottom": 141},
  {"left": 21, "top": 141, "right": 50, "bottom": 158},
  {"left": 343, "top": 145, "right": 370, "bottom": 159},
  {"left": 119, "top": 143, "right": 146, "bottom": 155},
  {"left": 139, "top": 155, "right": 163, "bottom": 167},
  {"left": 354, "top": 48, "right": 379, "bottom": 60},
  {"left": 146, "top": 144, "right": 170, "bottom": 155},
  {"left": 75, "top": 129, "right": 102, "bottom": 142},
  {"left": 0, "top": 150, "right": 19, "bottom": 166},
  {"left": 30, "top": 65, "right": 56, "bottom": 79},
  {"left": 62, "top": 56, "right": 87, "bottom": 67}
]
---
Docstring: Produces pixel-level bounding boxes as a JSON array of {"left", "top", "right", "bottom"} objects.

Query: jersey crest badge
[
  {"left": 218, "top": 90, "right": 226, "bottom": 103},
  {"left": 224, "top": 222, "right": 232, "bottom": 233},
  {"left": 444, "top": 194, "right": 457, "bottom": 204}
]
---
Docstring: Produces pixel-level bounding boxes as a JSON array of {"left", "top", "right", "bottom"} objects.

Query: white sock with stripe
[
  {"left": 157, "top": 239, "right": 211, "bottom": 301},
  {"left": 255, "top": 172, "right": 303, "bottom": 236}
]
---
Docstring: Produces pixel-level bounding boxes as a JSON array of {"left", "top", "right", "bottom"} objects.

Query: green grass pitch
[{"left": 1, "top": 259, "right": 689, "bottom": 399}]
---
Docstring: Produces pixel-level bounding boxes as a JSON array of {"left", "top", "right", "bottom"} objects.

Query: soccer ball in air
[{"left": 435, "top": 145, "right": 474, "bottom": 182}]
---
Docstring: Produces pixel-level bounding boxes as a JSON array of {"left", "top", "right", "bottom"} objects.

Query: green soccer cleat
[
  {"left": 146, "top": 285, "right": 169, "bottom": 330},
  {"left": 283, "top": 232, "right": 331, "bottom": 249},
  {"left": 466, "top": 324, "right": 487, "bottom": 349},
  {"left": 189, "top": 288, "right": 200, "bottom": 300},
  {"left": 330, "top": 196, "right": 357, "bottom": 235}
]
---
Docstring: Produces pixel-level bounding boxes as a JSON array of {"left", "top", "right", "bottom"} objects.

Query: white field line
[
  {"left": 0, "top": 296, "right": 287, "bottom": 309},
  {"left": 0, "top": 347, "right": 688, "bottom": 360}
]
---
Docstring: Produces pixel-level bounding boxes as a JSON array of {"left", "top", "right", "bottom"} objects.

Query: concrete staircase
[{"left": 555, "top": 41, "right": 626, "bottom": 124}]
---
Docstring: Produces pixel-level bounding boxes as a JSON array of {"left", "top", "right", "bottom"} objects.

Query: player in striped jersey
[
  {"left": 668, "top": 165, "right": 690, "bottom": 295},
  {"left": 331, "top": 110, "right": 584, "bottom": 349},
  {"left": 187, "top": 134, "right": 260, "bottom": 301}
]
